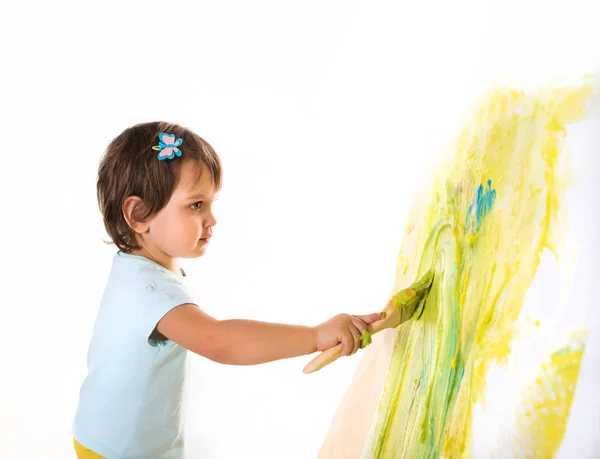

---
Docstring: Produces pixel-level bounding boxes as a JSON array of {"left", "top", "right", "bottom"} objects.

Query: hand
[{"left": 314, "top": 313, "right": 382, "bottom": 356}]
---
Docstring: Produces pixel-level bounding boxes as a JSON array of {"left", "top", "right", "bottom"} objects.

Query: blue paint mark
[{"left": 466, "top": 180, "right": 496, "bottom": 233}]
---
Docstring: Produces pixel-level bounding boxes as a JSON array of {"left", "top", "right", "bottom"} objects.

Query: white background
[{"left": 0, "top": 1, "right": 599, "bottom": 458}]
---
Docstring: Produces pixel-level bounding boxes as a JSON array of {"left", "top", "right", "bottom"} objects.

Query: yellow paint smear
[
  {"left": 368, "top": 76, "right": 597, "bottom": 458},
  {"left": 514, "top": 330, "right": 587, "bottom": 458}
]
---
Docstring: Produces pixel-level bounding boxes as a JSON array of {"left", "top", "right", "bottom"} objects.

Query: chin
[
  {"left": 190, "top": 245, "right": 208, "bottom": 258},
  {"left": 180, "top": 251, "right": 205, "bottom": 260}
]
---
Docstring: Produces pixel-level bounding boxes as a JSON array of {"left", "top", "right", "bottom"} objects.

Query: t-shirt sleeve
[{"left": 137, "top": 272, "right": 197, "bottom": 341}]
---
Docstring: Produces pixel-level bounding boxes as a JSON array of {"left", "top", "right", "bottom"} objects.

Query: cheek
[
  {"left": 151, "top": 208, "right": 201, "bottom": 243},
  {"left": 170, "top": 210, "right": 201, "bottom": 239},
  {"left": 151, "top": 209, "right": 183, "bottom": 235},
  {"left": 150, "top": 213, "right": 170, "bottom": 237}
]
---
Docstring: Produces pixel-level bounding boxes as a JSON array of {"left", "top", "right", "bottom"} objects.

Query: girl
[{"left": 72, "top": 121, "right": 380, "bottom": 459}]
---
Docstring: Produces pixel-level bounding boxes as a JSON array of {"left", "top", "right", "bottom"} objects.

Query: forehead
[{"left": 175, "top": 159, "right": 217, "bottom": 197}]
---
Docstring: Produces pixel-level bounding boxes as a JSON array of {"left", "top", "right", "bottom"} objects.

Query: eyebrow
[{"left": 187, "top": 194, "right": 207, "bottom": 201}]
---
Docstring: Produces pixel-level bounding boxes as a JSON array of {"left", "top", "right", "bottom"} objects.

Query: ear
[{"left": 122, "top": 196, "right": 151, "bottom": 234}]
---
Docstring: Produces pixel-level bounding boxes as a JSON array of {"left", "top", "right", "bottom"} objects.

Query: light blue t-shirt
[{"left": 73, "top": 252, "right": 196, "bottom": 459}]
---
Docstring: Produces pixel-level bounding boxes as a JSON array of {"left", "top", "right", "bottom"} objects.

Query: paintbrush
[{"left": 302, "top": 269, "right": 435, "bottom": 374}]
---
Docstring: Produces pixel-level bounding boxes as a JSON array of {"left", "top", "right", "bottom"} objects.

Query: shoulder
[
  {"left": 111, "top": 252, "right": 183, "bottom": 287},
  {"left": 102, "top": 253, "right": 192, "bottom": 310},
  {"left": 100, "top": 252, "right": 196, "bottom": 338}
]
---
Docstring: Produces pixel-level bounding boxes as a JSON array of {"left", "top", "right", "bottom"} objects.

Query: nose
[{"left": 205, "top": 210, "right": 217, "bottom": 228}]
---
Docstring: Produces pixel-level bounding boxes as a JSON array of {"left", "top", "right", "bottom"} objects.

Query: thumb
[{"left": 356, "top": 312, "right": 382, "bottom": 324}]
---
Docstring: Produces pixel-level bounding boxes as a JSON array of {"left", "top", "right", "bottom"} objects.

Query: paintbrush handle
[
  {"left": 302, "top": 343, "right": 345, "bottom": 374},
  {"left": 303, "top": 323, "right": 383, "bottom": 374},
  {"left": 369, "top": 318, "right": 390, "bottom": 334},
  {"left": 302, "top": 309, "right": 408, "bottom": 374}
]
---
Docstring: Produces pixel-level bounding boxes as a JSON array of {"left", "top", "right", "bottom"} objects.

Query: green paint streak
[{"left": 360, "top": 329, "right": 373, "bottom": 349}]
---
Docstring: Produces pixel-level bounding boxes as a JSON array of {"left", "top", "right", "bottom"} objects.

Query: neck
[{"left": 130, "top": 246, "right": 180, "bottom": 274}]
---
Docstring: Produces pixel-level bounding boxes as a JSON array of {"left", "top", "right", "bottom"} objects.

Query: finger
[
  {"left": 355, "top": 312, "right": 382, "bottom": 324},
  {"left": 350, "top": 316, "right": 368, "bottom": 334},
  {"left": 341, "top": 329, "right": 355, "bottom": 356},
  {"left": 350, "top": 324, "right": 361, "bottom": 355}
]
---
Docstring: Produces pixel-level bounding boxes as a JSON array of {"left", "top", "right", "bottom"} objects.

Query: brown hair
[{"left": 97, "top": 121, "right": 222, "bottom": 253}]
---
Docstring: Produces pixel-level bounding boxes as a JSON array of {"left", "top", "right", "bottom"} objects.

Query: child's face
[{"left": 144, "top": 159, "right": 218, "bottom": 261}]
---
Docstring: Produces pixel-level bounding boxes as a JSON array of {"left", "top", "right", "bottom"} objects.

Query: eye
[{"left": 190, "top": 201, "right": 203, "bottom": 210}]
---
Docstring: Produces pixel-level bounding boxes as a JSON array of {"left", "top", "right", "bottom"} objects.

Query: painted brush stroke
[
  {"left": 510, "top": 330, "right": 587, "bottom": 458},
  {"left": 364, "top": 76, "right": 596, "bottom": 458}
]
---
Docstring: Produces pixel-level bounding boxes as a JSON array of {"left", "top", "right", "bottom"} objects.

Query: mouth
[{"left": 199, "top": 236, "right": 211, "bottom": 243}]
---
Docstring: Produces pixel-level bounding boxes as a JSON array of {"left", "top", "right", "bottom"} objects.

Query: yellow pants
[{"left": 74, "top": 439, "right": 105, "bottom": 459}]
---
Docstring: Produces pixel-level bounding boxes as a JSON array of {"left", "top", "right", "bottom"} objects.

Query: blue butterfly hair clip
[{"left": 152, "top": 133, "right": 183, "bottom": 160}]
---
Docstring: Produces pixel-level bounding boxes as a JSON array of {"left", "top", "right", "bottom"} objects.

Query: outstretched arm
[{"left": 156, "top": 304, "right": 379, "bottom": 365}]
